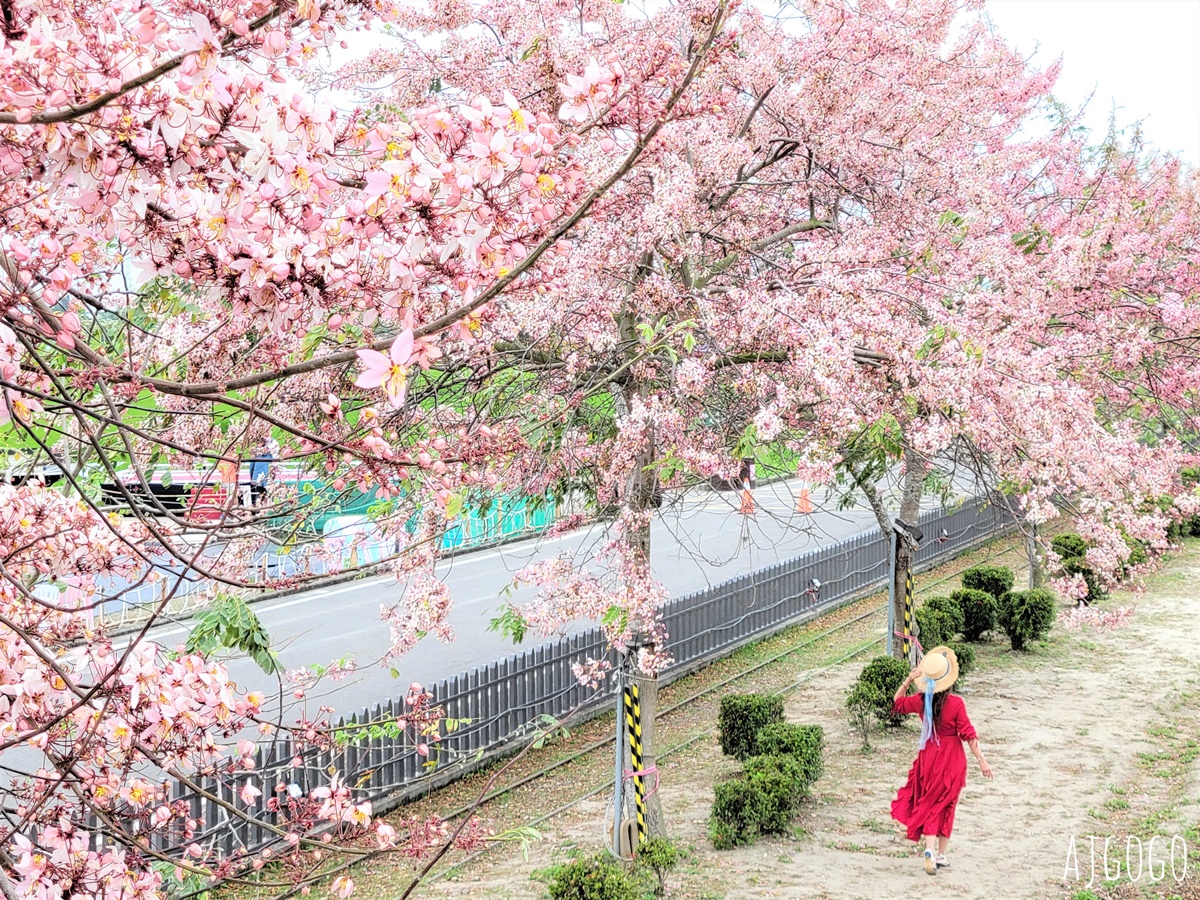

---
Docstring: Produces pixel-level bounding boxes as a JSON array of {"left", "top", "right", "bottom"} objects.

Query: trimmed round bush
[
  {"left": 1051, "top": 533, "right": 1088, "bottom": 561},
  {"left": 718, "top": 693, "right": 784, "bottom": 760},
  {"left": 856, "top": 656, "right": 909, "bottom": 726},
  {"left": 960, "top": 564, "right": 1015, "bottom": 600},
  {"left": 922, "top": 595, "right": 965, "bottom": 639},
  {"left": 947, "top": 641, "right": 975, "bottom": 681},
  {"left": 915, "top": 605, "right": 952, "bottom": 652},
  {"left": 547, "top": 855, "right": 639, "bottom": 900},
  {"left": 742, "top": 754, "right": 805, "bottom": 833},
  {"left": 997, "top": 588, "right": 1057, "bottom": 651},
  {"left": 710, "top": 777, "right": 765, "bottom": 849},
  {"left": 756, "top": 723, "right": 824, "bottom": 787},
  {"left": 951, "top": 587, "right": 997, "bottom": 642}
]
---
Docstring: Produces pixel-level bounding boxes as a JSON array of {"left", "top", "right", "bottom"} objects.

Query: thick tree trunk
[
  {"left": 1028, "top": 522, "right": 1045, "bottom": 589},
  {"left": 892, "top": 447, "right": 928, "bottom": 660},
  {"left": 630, "top": 670, "right": 666, "bottom": 838}
]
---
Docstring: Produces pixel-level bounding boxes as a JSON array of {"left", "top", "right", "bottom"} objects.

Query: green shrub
[
  {"left": 710, "top": 749, "right": 815, "bottom": 849},
  {"left": 845, "top": 682, "right": 879, "bottom": 750},
  {"left": 960, "top": 564, "right": 1015, "bottom": 600},
  {"left": 922, "top": 595, "right": 965, "bottom": 638},
  {"left": 915, "top": 605, "right": 952, "bottom": 652},
  {"left": 856, "top": 656, "right": 909, "bottom": 726},
  {"left": 997, "top": 588, "right": 1057, "bottom": 651},
  {"left": 947, "top": 642, "right": 975, "bottom": 680},
  {"left": 710, "top": 777, "right": 765, "bottom": 849},
  {"left": 951, "top": 588, "right": 997, "bottom": 642},
  {"left": 756, "top": 723, "right": 824, "bottom": 787},
  {"left": 718, "top": 694, "right": 784, "bottom": 760},
  {"left": 546, "top": 855, "right": 638, "bottom": 900},
  {"left": 633, "top": 837, "right": 679, "bottom": 897},
  {"left": 1051, "top": 533, "right": 1088, "bottom": 560},
  {"left": 742, "top": 754, "right": 805, "bottom": 833},
  {"left": 1121, "top": 529, "right": 1150, "bottom": 570},
  {"left": 1062, "top": 556, "right": 1105, "bottom": 604}
]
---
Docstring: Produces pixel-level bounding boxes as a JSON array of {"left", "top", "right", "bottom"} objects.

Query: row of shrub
[
  {"left": 711, "top": 694, "right": 824, "bottom": 849},
  {"left": 914, "top": 563, "right": 1056, "bottom": 652},
  {"left": 843, "top": 562, "right": 1061, "bottom": 749}
]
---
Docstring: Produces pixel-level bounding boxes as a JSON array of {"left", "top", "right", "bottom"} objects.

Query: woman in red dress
[{"left": 890, "top": 646, "right": 993, "bottom": 876}]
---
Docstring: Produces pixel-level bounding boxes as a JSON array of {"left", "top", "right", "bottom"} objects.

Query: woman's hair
[{"left": 931, "top": 689, "right": 951, "bottom": 726}]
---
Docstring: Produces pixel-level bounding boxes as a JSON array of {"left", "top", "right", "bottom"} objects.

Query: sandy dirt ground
[{"left": 420, "top": 547, "right": 1200, "bottom": 900}]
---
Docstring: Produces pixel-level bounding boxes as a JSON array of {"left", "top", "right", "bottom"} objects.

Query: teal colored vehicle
[
  {"left": 316, "top": 493, "right": 557, "bottom": 564},
  {"left": 438, "top": 494, "right": 557, "bottom": 550}
]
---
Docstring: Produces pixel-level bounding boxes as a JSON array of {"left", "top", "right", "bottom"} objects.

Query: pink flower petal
[
  {"left": 356, "top": 348, "right": 390, "bottom": 371},
  {"left": 391, "top": 329, "right": 414, "bottom": 365}
]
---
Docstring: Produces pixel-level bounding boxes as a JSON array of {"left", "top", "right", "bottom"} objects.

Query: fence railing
[{"left": 142, "top": 496, "right": 1016, "bottom": 858}]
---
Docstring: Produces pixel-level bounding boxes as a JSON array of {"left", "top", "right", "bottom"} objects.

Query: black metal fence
[{"left": 156, "top": 497, "right": 1015, "bottom": 857}]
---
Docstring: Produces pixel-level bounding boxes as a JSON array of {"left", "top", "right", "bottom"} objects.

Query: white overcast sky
[
  {"left": 983, "top": 0, "right": 1200, "bottom": 165},
  {"left": 328, "top": 0, "right": 1200, "bottom": 166}
]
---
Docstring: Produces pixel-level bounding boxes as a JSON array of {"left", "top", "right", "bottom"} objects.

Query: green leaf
[
  {"left": 185, "top": 594, "right": 280, "bottom": 674},
  {"left": 444, "top": 492, "right": 465, "bottom": 520},
  {"left": 519, "top": 37, "right": 541, "bottom": 60},
  {"left": 488, "top": 604, "right": 528, "bottom": 644},
  {"left": 300, "top": 324, "right": 328, "bottom": 360},
  {"left": 159, "top": 470, "right": 172, "bottom": 489}
]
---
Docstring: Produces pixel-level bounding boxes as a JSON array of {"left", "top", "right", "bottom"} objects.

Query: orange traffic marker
[{"left": 797, "top": 488, "right": 813, "bottom": 514}]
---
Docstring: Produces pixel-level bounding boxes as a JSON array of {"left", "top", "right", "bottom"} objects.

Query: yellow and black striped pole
[
  {"left": 622, "top": 682, "right": 648, "bottom": 846},
  {"left": 903, "top": 570, "right": 914, "bottom": 661}
]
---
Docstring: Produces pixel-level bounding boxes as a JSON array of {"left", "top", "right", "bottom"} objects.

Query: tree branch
[{"left": 0, "top": 7, "right": 284, "bottom": 125}]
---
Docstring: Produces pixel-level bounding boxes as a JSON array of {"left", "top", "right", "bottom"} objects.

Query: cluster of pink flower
[{"left": 1058, "top": 606, "right": 1135, "bottom": 632}]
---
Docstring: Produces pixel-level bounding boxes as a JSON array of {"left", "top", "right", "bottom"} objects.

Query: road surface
[{"left": 135, "top": 478, "right": 964, "bottom": 723}]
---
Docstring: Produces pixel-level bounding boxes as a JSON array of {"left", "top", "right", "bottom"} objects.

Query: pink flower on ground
[{"left": 355, "top": 330, "right": 414, "bottom": 408}]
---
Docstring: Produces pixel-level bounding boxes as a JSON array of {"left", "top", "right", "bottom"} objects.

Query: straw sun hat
[{"left": 915, "top": 645, "right": 959, "bottom": 694}]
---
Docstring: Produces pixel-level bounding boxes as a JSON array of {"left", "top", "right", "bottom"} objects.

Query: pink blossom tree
[
  {"left": 0, "top": 0, "right": 754, "bottom": 893},
  {"left": 0, "top": 0, "right": 1198, "bottom": 894}
]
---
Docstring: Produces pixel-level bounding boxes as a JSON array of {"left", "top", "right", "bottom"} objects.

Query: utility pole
[
  {"left": 611, "top": 649, "right": 628, "bottom": 858},
  {"left": 888, "top": 518, "right": 924, "bottom": 661}
]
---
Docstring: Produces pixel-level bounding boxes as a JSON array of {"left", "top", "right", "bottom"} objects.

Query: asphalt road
[{"left": 134, "top": 478, "right": 962, "bottom": 724}]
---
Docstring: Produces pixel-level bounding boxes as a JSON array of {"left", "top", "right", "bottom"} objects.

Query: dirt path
[{"left": 419, "top": 545, "right": 1200, "bottom": 900}]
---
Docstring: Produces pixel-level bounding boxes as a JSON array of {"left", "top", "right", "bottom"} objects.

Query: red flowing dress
[{"left": 890, "top": 692, "right": 977, "bottom": 841}]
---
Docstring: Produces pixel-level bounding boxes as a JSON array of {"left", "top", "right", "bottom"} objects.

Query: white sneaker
[
  {"left": 924, "top": 849, "right": 937, "bottom": 876},
  {"left": 936, "top": 854, "right": 950, "bottom": 869}
]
